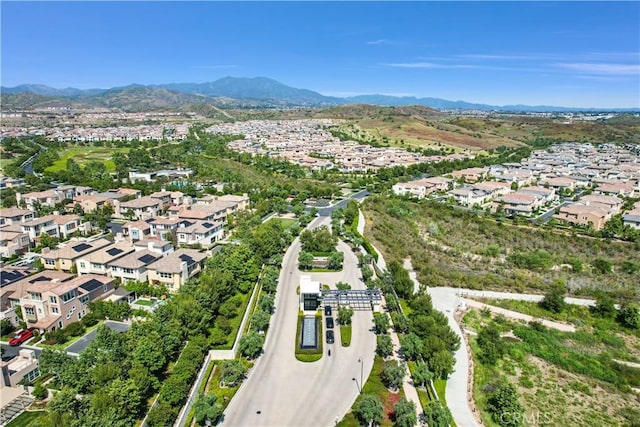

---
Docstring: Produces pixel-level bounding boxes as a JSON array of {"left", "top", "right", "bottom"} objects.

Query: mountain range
[{"left": 1, "top": 77, "right": 636, "bottom": 112}]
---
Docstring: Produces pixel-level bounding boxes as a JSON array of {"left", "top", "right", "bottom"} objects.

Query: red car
[{"left": 9, "top": 329, "right": 34, "bottom": 346}]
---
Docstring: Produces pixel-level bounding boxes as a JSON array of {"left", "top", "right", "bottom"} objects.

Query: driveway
[
  {"left": 317, "top": 190, "right": 369, "bottom": 217},
  {"left": 221, "top": 217, "right": 376, "bottom": 427},
  {"left": 65, "top": 320, "right": 130, "bottom": 355}
]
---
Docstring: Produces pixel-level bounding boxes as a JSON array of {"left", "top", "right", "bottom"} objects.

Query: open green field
[
  {"left": 45, "top": 146, "right": 129, "bottom": 173},
  {"left": 363, "top": 196, "right": 640, "bottom": 297},
  {"left": 464, "top": 308, "right": 640, "bottom": 427},
  {"left": 6, "top": 411, "right": 47, "bottom": 427},
  {"left": 268, "top": 217, "right": 298, "bottom": 229}
]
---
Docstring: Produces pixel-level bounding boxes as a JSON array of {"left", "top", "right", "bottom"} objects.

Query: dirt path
[{"left": 464, "top": 299, "right": 576, "bottom": 332}]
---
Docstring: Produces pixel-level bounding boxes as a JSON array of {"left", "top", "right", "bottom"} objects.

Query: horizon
[{"left": 1, "top": 2, "right": 639, "bottom": 109}]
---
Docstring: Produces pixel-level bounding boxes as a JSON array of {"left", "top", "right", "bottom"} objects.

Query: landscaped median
[{"left": 295, "top": 312, "right": 323, "bottom": 362}]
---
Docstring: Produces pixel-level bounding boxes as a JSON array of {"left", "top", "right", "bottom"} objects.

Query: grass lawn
[
  {"left": 133, "top": 298, "right": 155, "bottom": 306},
  {"left": 340, "top": 324, "right": 352, "bottom": 347},
  {"left": 268, "top": 217, "right": 297, "bottom": 229},
  {"left": 338, "top": 356, "right": 405, "bottom": 427},
  {"left": 6, "top": 411, "right": 47, "bottom": 427},
  {"left": 45, "top": 146, "right": 129, "bottom": 173},
  {"left": 37, "top": 322, "right": 101, "bottom": 351}
]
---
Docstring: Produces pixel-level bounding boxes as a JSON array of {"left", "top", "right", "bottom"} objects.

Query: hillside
[{"left": 0, "top": 93, "right": 90, "bottom": 109}]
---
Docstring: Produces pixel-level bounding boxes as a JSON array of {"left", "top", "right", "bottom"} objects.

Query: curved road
[{"left": 221, "top": 217, "right": 376, "bottom": 427}]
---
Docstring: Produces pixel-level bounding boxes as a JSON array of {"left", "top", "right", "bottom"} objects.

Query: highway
[{"left": 221, "top": 216, "right": 376, "bottom": 427}]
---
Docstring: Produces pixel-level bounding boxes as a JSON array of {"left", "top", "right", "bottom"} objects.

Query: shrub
[{"left": 64, "top": 322, "right": 86, "bottom": 338}]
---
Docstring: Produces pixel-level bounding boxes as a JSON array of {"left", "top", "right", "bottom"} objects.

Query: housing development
[{"left": 2, "top": 2, "right": 640, "bottom": 419}]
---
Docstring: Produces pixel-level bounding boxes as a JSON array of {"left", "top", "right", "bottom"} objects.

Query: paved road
[
  {"left": 221, "top": 217, "right": 376, "bottom": 427},
  {"left": 317, "top": 190, "right": 369, "bottom": 217},
  {"left": 65, "top": 320, "right": 130, "bottom": 355},
  {"left": 0, "top": 342, "right": 42, "bottom": 361}
]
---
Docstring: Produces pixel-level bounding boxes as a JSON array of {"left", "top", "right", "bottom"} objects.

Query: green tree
[
  {"left": 539, "top": 279, "right": 566, "bottom": 313},
  {"left": 423, "top": 401, "right": 453, "bottom": 427},
  {"left": 107, "top": 378, "right": 144, "bottom": 419},
  {"left": 411, "top": 363, "right": 433, "bottom": 388},
  {"left": 250, "top": 310, "right": 270, "bottom": 332},
  {"left": 298, "top": 251, "right": 314, "bottom": 270},
  {"left": 376, "top": 335, "right": 394, "bottom": 357},
  {"left": 381, "top": 360, "right": 406, "bottom": 391},
  {"left": 335, "top": 281, "right": 351, "bottom": 290},
  {"left": 220, "top": 359, "right": 247, "bottom": 387},
  {"left": 338, "top": 306, "right": 354, "bottom": 326},
  {"left": 147, "top": 401, "right": 178, "bottom": 427},
  {"left": 372, "top": 313, "right": 390, "bottom": 334},
  {"left": 393, "top": 397, "right": 417, "bottom": 427},
  {"left": 477, "top": 323, "right": 506, "bottom": 365},
  {"left": 328, "top": 251, "right": 344, "bottom": 270},
  {"left": 132, "top": 333, "right": 167, "bottom": 374},
  {"left": 354, "top": 394, "right": 384, "bottom": 427},
  {"left": 193, "top": 393, "right": 223, "bottom": 426},
  {"left": 591, "top": 293, "right": 617, "bottom": 318},
  {"left": 32, "top": 381, "right": 48, "bottom": 400},
  {"left": 592, "top": 257, "right": 612, "bottom": 274},
  {"left": 617, "top": 303, "right": 640, "bottom": 329},
  {"left": 239, "top": 331, "right": 264, "bottom": 359},
  {"left": 399, "top": 333, "right": 422, "bottom": 361},
  {"left": 429, "top": 349, "right": 455, "bottom": 380},
  {"left": 486, "top": 380, "right": 523, "bottom": 427}
]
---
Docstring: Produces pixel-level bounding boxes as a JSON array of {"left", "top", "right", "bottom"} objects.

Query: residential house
[
  {"left": 449, "top": 187, "right": 491, "bottom": 207},
  {"left": 0, "top": 176, "right": 26, "bottom": 189},
  {"left": 122, "top": 219, "right": 153, "bottom": 241},
  {"left": 71, "top": 194, "right": 112, "bottom": 213},
  {"left": 0, "top": 225, "right": 31, "bottom": 258},
  {"left": 19, "top": 274, "right": 114, "bottom": 331},
  {"left": 20, "top": 216, "right": 59, "bottom": 240},
  {"left": 622, "top": 203, "right": 640, "bottom": 230},
  {"left": 518, "top": 186, "right": 557, "bottom": 204},
  {"left": 579, "top": 195, "right": 624, "bottom": 216},
  {"left": 555, "top": 204, "right": 609, "bottom": 230},
  {"left": 16, "top": 190, "right": 61, "bottom": 210},
  {"left": 40, "top": 238, "right": 112, "bottom": 271},
  {"left": 542, "top": 177, "right": 578, "bottom": 191},
  {"left": 147, "top": 217, "right": 182, "bottom": 241},
  {"left": 392, "top": 179, "right": 432, "bottom": 199},
  {"left": 0, "top": 271, "right": 74, "bottom": 327},
  {"left": 54, "top": 185, "right": 94, "bottom": 201},
  {"left": 108, "top": 249, "right": 163, "bottom": 284},
  {"left": 50, "top": 215, "right": 84, "bottom": 239},
  {"left": 119, "top": 196, "right": 161, "bottom": 220},
  {"left": 492, "top": 193, "right": 539, "bottom": 216},
  {"left": 128, "top": 170, "right": 157, "bottom": 183},
  {"left": 594, "top": 181, "right": 637, "bottom": 198},
  {"left": 76, "top": 241, "right": 135, "bottom": 276},
  {"left": 150, "top": 191, "right": 173, "bottom": 209},
  {"left": 450, "top": 167, "right": 488, "bottom": 183},
  {"left": 0, "top": 349, "right": 40, "bottom": 388},
  {"left": 472, "top": 181, "right": 512, "bottom": 198},
  {"left": 133, "top": 239, "right": 174, "bottom": 256},
  {"left": 0, "top": 208, "right": 35, "bottom": 226},
  {"left": 146, "top": 249, "right": 207, "bottom": 292},
  {"left": 175, "top": 220, "right": 224, "bottom": 247}
]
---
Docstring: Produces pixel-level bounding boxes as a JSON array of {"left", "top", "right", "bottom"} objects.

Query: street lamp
[{"left": 357, "top": 357, "right": 363, "bottom": 394}]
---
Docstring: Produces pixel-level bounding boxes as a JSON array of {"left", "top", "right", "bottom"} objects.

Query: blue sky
[{"left": 2, "top": 1, "right": 639, "bottom": 108}]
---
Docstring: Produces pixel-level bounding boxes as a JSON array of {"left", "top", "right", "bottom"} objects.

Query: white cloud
[
  {"left": 366, "top": 39, "right": 392, "bottom": 45},
  {"left": 556, "top": 63, "right": 640, "bottom": 75},
  {"left": 384, "top": 62, "right": 479, "bottom": 69}
]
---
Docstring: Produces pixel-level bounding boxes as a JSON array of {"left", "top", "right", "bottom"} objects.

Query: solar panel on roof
[
  {"left": 106, "top": 248, "right": 124, "bottom": 256},
  {"left": 139, "top": 254, "right": 157, "bottom": 264},
  {"left": 72, "top": 243, "right": 92, "bottom": 252},
  {"left": 202, "top": 222, "right": 212, "bottom": 228},
  {"left": 30, "top": 276, "right": 51, "bottom": 283},
  {"left": 80, "top": 279, "right": 104, "bottom": 293},
  {"left": 0, "top": 270, "right": 28, "bottom": 286},
  {"left": 179, "top": 254, "right": 194, "bottom": 264}
]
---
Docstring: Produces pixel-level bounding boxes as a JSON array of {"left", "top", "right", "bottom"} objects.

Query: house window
[
  {"left": 80, "top": 296, "right": 90, "bottom": 304},
  {"left": 123, "top": 268, "right": 134, "bottom": 274},
  {"left": 44, "top": 259, "right": 55, "bottom": 266},
  {"left": 21, "top": 236, "right": 29, "bottom": 243},
  {"left": 49, "top": 296, "right": 57, "bottom": 304},
  {"left": 24, "top": 306, "right": 35, "bottom": 316},
  {"left": 91, "top": 263, "right": 101, "bottom": 269},
  {"left": 51, "top": 306, "right": 59, "bottom": 314},
  {"left": 79, "top": 262, "right": 86, "bottom": 269},
  {"left": 30, "top": 292, "right": 42, "bottom": 301},
  {"left": 25, "top": 368, "right": 41, "bottom": 383},
  {"left": 58, "top": 321, "right": 63, "bottom": 328},
  {"left": 103, "top": 285, "right": 108, "bottom": 292},
  {"left": 61, "top": 290, "right": 77, "bottom": 303},
  {"left": 159, "top": 272, "right": 172, "bottom": 279}
]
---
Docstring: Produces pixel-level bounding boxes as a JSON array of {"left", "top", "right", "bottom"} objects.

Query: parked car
[
  {"left": 9, "top": 328, "right": 35, "bottom": 346},
  {"left": 326, "top": 317, "right": 334, "bottom": 329},
  {"left": 324, "top": 305, "right": 332, "bottom": 316},
  {"left": 326, "top": 330, "right": 335, "bottom": 344}
]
